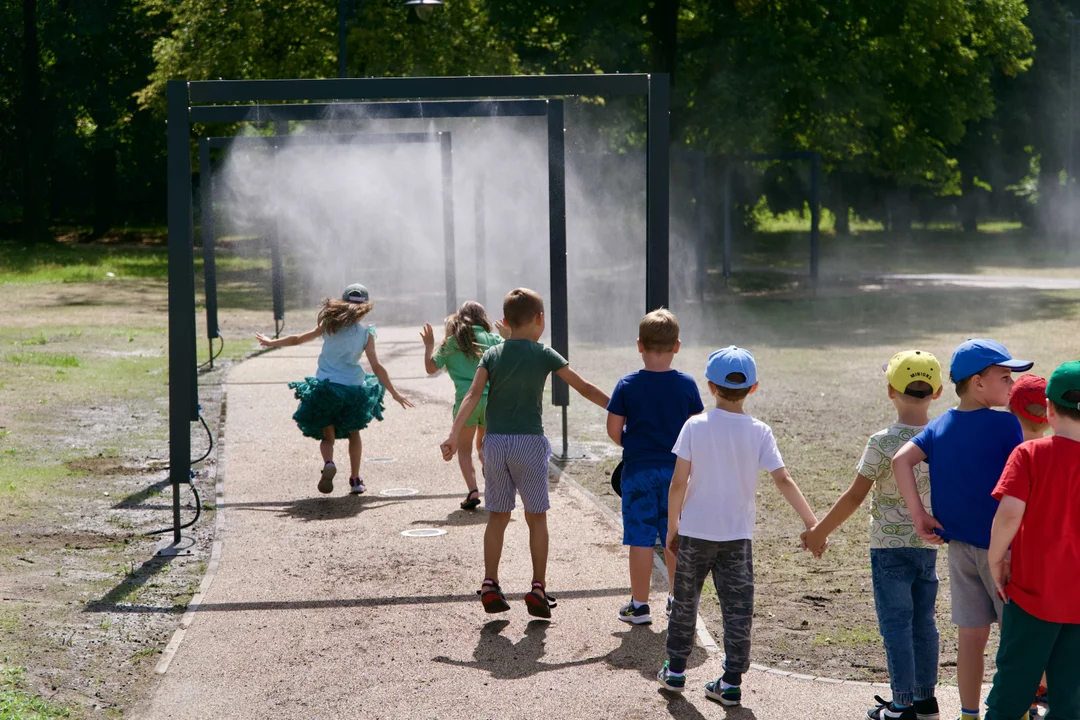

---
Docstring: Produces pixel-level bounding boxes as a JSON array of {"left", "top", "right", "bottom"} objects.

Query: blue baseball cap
[
  {"left": 949, "top": 339, "right": 1033, "bottom": 382},
  {"left": 706, "top": 346, "right": 757, "bottom": 388}
]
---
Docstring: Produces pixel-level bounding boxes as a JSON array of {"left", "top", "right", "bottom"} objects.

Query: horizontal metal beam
[
  {"left": 190, "top": 99, "right": 552, "bottom": 124},
  {"left": 187, "top": 74, "right": 652, "bottom": 104},
  {"left": 206, "top": 132, "right": 443, "bottom": 150}
]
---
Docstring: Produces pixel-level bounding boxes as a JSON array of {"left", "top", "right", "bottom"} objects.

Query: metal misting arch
[{"left": 166, "top": 74, "right": 670, "bottom": 552}]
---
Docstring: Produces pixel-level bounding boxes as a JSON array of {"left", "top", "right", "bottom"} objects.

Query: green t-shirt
[
  {"left": 480, "top": 339, "right": 568, "bottom": 435},
  {"left": 433, "top": 326, "right": 503, "bottom": 401}
]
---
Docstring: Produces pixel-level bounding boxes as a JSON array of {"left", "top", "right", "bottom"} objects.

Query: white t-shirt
[{"left": 671, "top": 408, "right": 785, "bottom": 542}]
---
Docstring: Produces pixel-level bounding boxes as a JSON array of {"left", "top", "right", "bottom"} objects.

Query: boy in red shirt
[{"left": 986, "top": 360, "right": 1080, "bottom": 719}]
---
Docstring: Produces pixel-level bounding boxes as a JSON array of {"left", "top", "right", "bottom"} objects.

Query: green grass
[
  {"left": 7, "top": 353, "right": 80, "bottom": 368},
  {"left": 813, "top": 626, "right": 880, "bottom": 649},
  {"left": 0, "top": 667, "right": 70, "bottom": 719}
]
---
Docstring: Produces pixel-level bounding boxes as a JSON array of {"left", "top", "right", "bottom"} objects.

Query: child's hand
[
  {"left": 392, "top": 392, "right": 414, "bottom": 409},
  {"left": 801, "top": 527, "right": 828, "bottom": 558},
  {"left": 666, "top": 528, "right": 680, "bottom": 555},
  {"left": 913, "top": 512, "right": 946, "bottom": 545},
  {"left": 255, "top": 332, "right": 277, "bottom": 348},
  {"left": 991, "top": 554, "right": 1011, "bottom": 603},
  {"left": 440, "top": 436, "right": 457, "bottom": 461},
  {"left": 495, "top": 320, "right": 511, "bottom": 339},
  {"left": 419, "top": 323, "right": 435, "bottom": 348}
]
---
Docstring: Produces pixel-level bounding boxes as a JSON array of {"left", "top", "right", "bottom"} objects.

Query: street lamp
[{"left": 339, "top": 1, "right": 445, "bottom": 78}]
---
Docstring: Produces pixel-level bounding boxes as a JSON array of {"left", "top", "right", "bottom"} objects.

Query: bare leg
[
  {"left": 483, "top": 511, "right": 512, "bottom": 584},
  {"left": 456, "top": 425, "right": 478, "bottom": 492},
  {"left": 958, "top": 625, "right": 992, "bottom": 711},
  {"left": 629, "top": 546, "right": 655, "bottom": 604},
  {"left": 320, "top": 426, "right": 335, "bottom": 464},
  {"left": 475, "top": 427, "right": 486, "bottom": 476},
  {"left": 524, "top": 511, "right": 549, "bottom": 591},
  {"left": 348, "top": 431, "right": 362, "bottom": 478},
  {"left": 665, "top": 547, "right": 677, "bottom": 595}
]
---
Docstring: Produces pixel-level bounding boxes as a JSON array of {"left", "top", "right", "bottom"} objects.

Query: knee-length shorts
[{"left": 482, "top": 434, "right": 551, "bottom": 514}]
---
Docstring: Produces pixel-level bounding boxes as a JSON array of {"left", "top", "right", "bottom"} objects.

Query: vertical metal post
[
  {"left": 270, "top": 121, "right": 288, "bottom": 335},
  {"left": 1069, "top": 21, "right": 1079, "bottom": 246},
  {"left": 547, "top": 100, "right": 569, "bottom": 406},
  {"left": 199, "top": 139, "right": 220, "bottom": 364},
  {"left": 809, "top": 151, "right": 821, "bottom": 282},
  {"left": 645, "top": 73, "right": 671, "bottom": 311},
  {"left": 165, "top": 80, "right": 196, "bottom": 552},
  {"left": 339, "top": 0, "right": 347, "bottom": 78},
  {"left": 440, "top": 132, "right": 457, "bottom": 316},
  {"left": 723, "top": 163, "right": 733, "bottom": 279},
  {"left": 475, "top": 175, "right": 487, "bottom": 308},
  {"left": 692, "top": 151, "right": 707, "bottom": 303}
]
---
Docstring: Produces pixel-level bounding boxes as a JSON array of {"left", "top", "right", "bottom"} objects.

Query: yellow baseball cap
[{"left": 884, "top": 350, "right": 942, "bottom": 398}]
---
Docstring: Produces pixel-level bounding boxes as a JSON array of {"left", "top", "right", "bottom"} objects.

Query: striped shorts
[{"left": 482, "top": 434, "right": 552, "bottom": 514}]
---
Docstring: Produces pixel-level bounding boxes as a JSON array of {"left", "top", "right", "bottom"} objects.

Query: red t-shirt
[{"left": 992, "top": 436, "right": 1080, "bottom": 624}]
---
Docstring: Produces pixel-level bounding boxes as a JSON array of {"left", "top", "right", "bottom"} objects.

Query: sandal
[
  {"left": 524, "top": 581, "right": 557, "bottom": 619},
  {"left": 460, "top": 489, "right": 481, "bottom": 510},
  {"left": 477, "top": 578, "right": 510, "bottom": 614}
]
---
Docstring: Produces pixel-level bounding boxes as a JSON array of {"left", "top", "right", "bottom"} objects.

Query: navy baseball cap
[
  {"left": 705, "top": 346, "right": 757, "bottom": 388},
  {"left": 341, "top": 283, "right": 370, "bottom": 303},
  {"left": 949, "top": 339, "right": 1033, "bottom": 382}
]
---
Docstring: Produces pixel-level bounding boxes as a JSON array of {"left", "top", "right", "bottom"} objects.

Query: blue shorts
[{"left": 621, "top": 466, "right": 672, "bottom": 547}]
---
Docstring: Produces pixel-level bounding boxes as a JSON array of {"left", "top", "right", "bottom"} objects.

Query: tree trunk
[
  {"left": 91, "top": 144, "right": 116, "bottom": 239},
  {"left": 20, "top": 0, "right": 48, "bottom": 242},
  {"left": 959, "top": 170, "right": 978, "bottom": 232}
]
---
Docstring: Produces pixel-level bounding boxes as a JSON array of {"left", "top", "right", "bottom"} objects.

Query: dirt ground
[{"left": 556, "top": 279, "right": 1080, "bottom": 685}]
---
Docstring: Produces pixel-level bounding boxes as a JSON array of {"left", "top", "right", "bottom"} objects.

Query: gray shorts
[
  {"left": 948, "top": 540, "right": 1003, "bottom": 628},
  {"left": 482, "top": 434, "right": 552, "bottom": 514}
]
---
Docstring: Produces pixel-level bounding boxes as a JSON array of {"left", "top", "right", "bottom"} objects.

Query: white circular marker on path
[
  {"left": 380, "top": 488, "right": 419, "bottom": 497},
  {"left": 401, "top": 528, "right": 446, "bottom": 538}
]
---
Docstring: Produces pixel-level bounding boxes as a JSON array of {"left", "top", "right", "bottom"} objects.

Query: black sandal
[
  {"left": 524, "top": 581, "right": 557, "bottom": 619},
  {"left": 460, "top": 489, "right": 481, "bottom": 510},
  {"left": 478, "top": 578, "right": 510, "bottom": 614}
]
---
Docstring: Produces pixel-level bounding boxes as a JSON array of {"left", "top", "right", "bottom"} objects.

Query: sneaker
[
  {"left": 666, "top": 595, "right": 673, "bottom": 616},
  {"left": 617, "top": 599, "right": 652, "bottom": 625},
  {"left": 705, "top": 678, "right": 742, "bottom": 707},
  {"left": 867, "top": 696, "right": 917, "bottom": 720},
  {"left": 318, "top": 462, "right": 336, "bottom": 494},
  {"left": 914, "top": 697, "right": 940, "bottom": 720},
  {"left": 348, "top": 477, "right": 365, "bottom": 494},
  {"left": 656, "top": 662, "right": 685, "bottom": 693}
]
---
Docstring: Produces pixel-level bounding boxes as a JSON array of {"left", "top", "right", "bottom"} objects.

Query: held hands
[
  {"left": 255, "top": 332, "right": 280, "bottom": 348},
  {"left": 912, "top": 511, "right": 946, "bottom": 545},
  {"left": 440, "top": 435, "right": 458, "bottom": 462},
  {"left": 800, "top": 526, "right": 828, "bottom": 559},
  {"left": 420, "top": 323, "right": 435, "bottom": 348},
  {"left": 495, "top": 320, "right": 511, "bottom": 339}
]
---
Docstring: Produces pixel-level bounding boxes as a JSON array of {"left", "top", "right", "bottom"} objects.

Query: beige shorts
[{"left": 948, "top": 540, "right": 1003, "bottom": 628}]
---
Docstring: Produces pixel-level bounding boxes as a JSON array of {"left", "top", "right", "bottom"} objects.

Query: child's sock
[
  {"left": 892, "top": 704, "right": 911, "bottom": 710},
  {"left": 960, "top": 708, "right": 980, "bottom": 720},
  {"left": 667, "top": 659, "right": 687, "bottom": 675},
  {"left": 632, "top": 599, "right": 647, "bottom": 609},
  {"left": 721, "top": 670, "right": 742, "bottom": 688}
]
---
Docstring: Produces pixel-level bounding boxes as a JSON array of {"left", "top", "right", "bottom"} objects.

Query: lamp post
[{"left": 339, "top": 1, "right": 445, "bottom": 78}]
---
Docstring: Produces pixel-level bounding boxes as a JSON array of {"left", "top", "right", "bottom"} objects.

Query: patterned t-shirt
[{"left": 857, "top": 423, "right": 933, "bottom": 550}]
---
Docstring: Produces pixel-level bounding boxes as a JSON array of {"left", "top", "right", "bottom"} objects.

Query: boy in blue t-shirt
[
  {"left": 893, "top": 339, "right": 1031, "bottom": 720},
  {"left": 606, "top": 309, "right": 704, "bottom": 624}
]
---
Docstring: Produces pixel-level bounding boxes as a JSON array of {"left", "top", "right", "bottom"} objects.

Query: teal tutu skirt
[{"left": 287, "top": 375, "right": 386, "bottom": 440}]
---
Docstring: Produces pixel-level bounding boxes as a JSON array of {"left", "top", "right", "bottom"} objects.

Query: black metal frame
[
  {"left": 200, "top": 130, "right": 457, "bottom": 346},
  {"left": 167, "top": 74, "right": 670, "bottom": 551},
  {"left": 722, "top": 151, "right": 822, "bottom": 281}
]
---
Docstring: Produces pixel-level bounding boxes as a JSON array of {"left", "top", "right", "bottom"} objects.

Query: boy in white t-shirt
[{"left": 657, "top": 346, "right": 820, "bottom": 706}]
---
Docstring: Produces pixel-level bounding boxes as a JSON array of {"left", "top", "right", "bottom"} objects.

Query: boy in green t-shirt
[{"left": 441, "top": 288, "right": 609, "bottom": 618}]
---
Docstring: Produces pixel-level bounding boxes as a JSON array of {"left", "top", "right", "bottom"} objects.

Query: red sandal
[
  {"left": 524, "top": 581, "right": 557, "bottom": 619},
  {"left": 477, "top": 578, "right": 510, "bottom": 614}
]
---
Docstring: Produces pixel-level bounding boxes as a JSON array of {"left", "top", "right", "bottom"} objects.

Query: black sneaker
[
  {"left": 867, "top": 696, "right": 917, "bottom": 720},
  {"left": 914, "top": 697, "right": 940, "bottom": 720},
  {"left": 617, "top": 598, "right": 652, "bottom": 624}
]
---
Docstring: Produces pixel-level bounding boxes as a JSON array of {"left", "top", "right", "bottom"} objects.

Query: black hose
[
  {"left": 197, "top": 335, "right": 224, "bottom": 371},
  {"left": 144, "top": 414, "right": 213, "bottom": 536}
]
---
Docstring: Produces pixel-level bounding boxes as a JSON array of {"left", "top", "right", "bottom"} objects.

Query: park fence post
[
  {"left": 693, "top": 151, "right": 707, "bottom": 303},
  {"left": 440, "top": 132, "right": 457, "bottom": 316},
  {"left": 646, "top": 74, "right": 671, "bottom": 312},
  {"left": 198, "top": 138, "right": 220, "bottom": 365},
  {"left": 546, "top": 99, "right": 571, "bottom": 459},
  {"left": 475, "top": 175, "right": 486, "bottom": 308}
]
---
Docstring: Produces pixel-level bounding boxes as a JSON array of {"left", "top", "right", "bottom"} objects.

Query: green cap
[
  {"left": 1047, "top": 360, "right": 1080, "bottom": 409},
  {"left": 341, "top": 283, "right": 370, "bottom": 303}
]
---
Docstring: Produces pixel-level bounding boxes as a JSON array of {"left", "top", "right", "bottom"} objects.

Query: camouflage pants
[{"left": 665, "top": 536, "right": 754, "bottom": 674}]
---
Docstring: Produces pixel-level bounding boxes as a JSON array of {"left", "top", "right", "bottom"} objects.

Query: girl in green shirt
[{"left": 421, "top": 301, "right": 507, "bottom": 509}]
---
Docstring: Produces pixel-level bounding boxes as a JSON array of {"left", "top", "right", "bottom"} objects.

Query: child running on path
[
  {"left": 802, "top": 350, "right": 944, "bottom": 720},
  {"left": 257, "top": 284, "right": 413, "bottom": 495},
  {"left": 893, "top": 339, "right": 1032, "bottom": 720},
  {"left": 606, "top": 308, "right": 703, "bottom": 625},
  {"left": 985, "top": 360, "right": 1080, "bottom": 719},
  {"left": 440, "top": 288, "right": 609, "bottom": 618},
  {"left": 658, "top": 346, "right": 819, "bottom": 707},
  {"left": 421, "top": 301, "right": 508, "bottom": 510}
]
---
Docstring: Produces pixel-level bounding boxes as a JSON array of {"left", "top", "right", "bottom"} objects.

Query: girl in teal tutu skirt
[{"left": 256, "top": 284, "right": 413, "bottom": 495}]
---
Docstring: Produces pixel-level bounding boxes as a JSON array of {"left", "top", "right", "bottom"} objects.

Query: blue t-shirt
[
  {"left": 911, "top": 407, "right": 1023, "bottom": 549},
  {"left": 316, "top": 323, "right": 371, "bottom": 385},
  {"left": 607, "top": 369, "right": 704, "bottom": 477}
]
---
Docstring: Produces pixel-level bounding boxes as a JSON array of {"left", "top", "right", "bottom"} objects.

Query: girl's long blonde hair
[
  {"left": 318, "top": 298, "right": 374, "bottom": 335},
  {"left": 443, "top": 301, "right": 493, "bottom": 360}
]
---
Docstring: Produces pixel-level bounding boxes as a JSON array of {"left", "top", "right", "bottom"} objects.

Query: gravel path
[{"left": 135, "top": 327, "right": 967, "bottom": 719}]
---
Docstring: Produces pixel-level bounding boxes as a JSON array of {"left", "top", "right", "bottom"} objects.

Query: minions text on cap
[{"left": 884, "top": 350, "right": 942, "bottom": 398}]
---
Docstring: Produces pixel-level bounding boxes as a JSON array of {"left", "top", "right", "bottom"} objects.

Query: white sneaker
[{"left": 348, "top": 477, "right": 366, "bottom": 494}]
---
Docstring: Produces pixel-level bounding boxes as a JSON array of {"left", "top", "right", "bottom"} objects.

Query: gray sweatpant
[{"left": 665, "top": 536, "right": 754, "bottom": 674}]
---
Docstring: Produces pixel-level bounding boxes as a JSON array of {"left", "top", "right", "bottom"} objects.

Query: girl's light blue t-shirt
[{"left": 315, "top": 323, "right": 371, "bottom": 385}]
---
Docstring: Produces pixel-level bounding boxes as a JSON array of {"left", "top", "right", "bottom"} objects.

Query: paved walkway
[{"left": 137, "top": 327, "right": 966, "bottom": 719}]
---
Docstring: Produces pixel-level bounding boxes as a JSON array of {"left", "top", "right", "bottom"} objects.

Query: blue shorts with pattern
[{"left": 621, "top": 466, "right": 673, "bottom": 547}]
